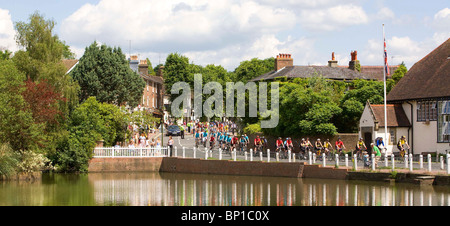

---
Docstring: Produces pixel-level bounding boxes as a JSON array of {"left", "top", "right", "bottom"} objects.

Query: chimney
[
  {"left": 275, "top": 53, "right": 294, "bottom": 71},
  {"left": 348, "top": 51, "right": 360, "bottom": 71},
  {"left": 138, "top": 59, "right": 148, "bottom": 76},
  {"left": 158, "top": 65, "right": 165, "bottom": 77},
  {"left": 328, "top": 52, "right": 338, "bottom": 67}
]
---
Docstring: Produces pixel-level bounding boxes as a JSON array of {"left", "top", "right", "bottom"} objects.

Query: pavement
[{"left": 165, "top": 133, "right": 450, "bottom": 175}]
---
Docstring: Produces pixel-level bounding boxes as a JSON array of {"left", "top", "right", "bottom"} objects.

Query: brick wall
[{"left": 88, "top": 157, "right": 163, "bottom": 172}]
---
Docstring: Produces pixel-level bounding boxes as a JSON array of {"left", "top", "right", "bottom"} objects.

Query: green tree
[
  {"left": 391, "top": 62, "right": 407, "bottom": 84},
  {"left": 163, "top": 53, "right": 191, "bottom": 101},
  {"left": 71, "top": 41, "right": 145, "bottom": 108},
  {"left": 12, "top": 11, "right": 79, "bottom": 116},
  {"left": 52, "top": 97, "right": 128, "bottom": 172},
  {"left": 0, "top": 49, "right": 12, "bottom": 60},
  {"left": 0, "top": 60, "right": 45, "bottom": 152},
  {"left": 233, "top": 57, "right": 274, "bottom": 83},
  {"left": 146, "top": 58, "right": 155, "bottom": 75}
]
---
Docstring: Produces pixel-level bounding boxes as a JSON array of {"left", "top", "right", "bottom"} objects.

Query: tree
[
  {"left": 52, "top": 97, "right": 128, "bottom": 172},
  {"left": 0, "top": 60, "right": 45, "bottom": 152},
  {"left": 70, "top": 41, "right": 145, "bottom": 108},
  {"left": 391, "top": 62, "right": 407, "bottom": 84},
  {"left": 233, "top": 57, "right": 274, "bottom": 83},
  {"left": 22, "top": 79, "right": 66, "bottom": 130},
  {"left": 146, "top": 58, "right": 155, "bottom": 75},
  {"left": 12, "top": 11, "right": 79, "bottom": 116},
  {"left": 0, "top": 49, "right": 12, "bottom": 60},
  {"left": 164, "top": 53, "right": 191, "bottom": 101}
]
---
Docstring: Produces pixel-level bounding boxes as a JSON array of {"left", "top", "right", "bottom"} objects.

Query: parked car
[{"left": 167, "top": 125, "right": 181, "bottom": 136}]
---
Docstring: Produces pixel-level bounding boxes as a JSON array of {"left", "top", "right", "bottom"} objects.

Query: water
[{"left": 0, "top": 172, "right": 449, "bottom": 206}]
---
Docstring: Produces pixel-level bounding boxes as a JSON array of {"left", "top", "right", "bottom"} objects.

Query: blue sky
[{"left": 1, "top": 0, "right": 449, "bottom": 71}]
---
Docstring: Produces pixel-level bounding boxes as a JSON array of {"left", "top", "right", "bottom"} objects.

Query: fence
[{"left": 93, "top": 147, "right": 169, "bottom": 158}]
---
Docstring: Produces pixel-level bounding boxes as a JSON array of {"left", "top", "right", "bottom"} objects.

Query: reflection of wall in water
[{"left": 90, "top": 173, "right": 450, "bottom": 206}]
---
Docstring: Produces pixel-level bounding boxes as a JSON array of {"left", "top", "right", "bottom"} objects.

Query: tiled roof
[
  {"left": 62, "top": 59, "right": 79, "bottom": 73},
  {"left": 369, "top": 104, "right": 411, "bottom": 127},
  {"left": 250, "top": 65, "right": 378, "bottom": 82},
  {"left": 387, "top": 38, "right": 450, "bottom": 102}
]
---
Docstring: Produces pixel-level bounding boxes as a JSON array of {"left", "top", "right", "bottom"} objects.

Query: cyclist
[
  {"left": 239, "top": 135, "right": 247, "bottom": 155},
  {"left": 315, "top": 139, "right": 323, "bottom": 159},
  {"left": 284, "top": 137, "right": 293, "bottom": 159},
  {"left": 356, "top": 137, "right": 367, "bottom": 160},
  {"left": 232, "top": 135, "right": 239, "bottom": 154},
  {"left": 299, "top": 138, "right": 307, "bottom": 159},
  {"left": 261, "top": 136, "right": 268, "bottom": 152},
  {"left": 254, "top": 136, "right": 262, "bottom": 154},
  {"left": 195, "top": 130, "right": 201, "bottom": 148},
  {"left": 227, "top": 133, "right": 233, "bottom": 154},
  {"left": 202, "top": 130, "right": 208, "bottom": 147},
  {"left": 209, "top": 134, "right": 215, "bottom": 151},
  {"left": 276, "top": 137, "right": 284, "bottom": 157},
  {"left": 335, "top": 137, "right": 346, "bottom": 157},
  {"left": 397, "top": 136, "right": 410, "bottom": 158},
  {"left": 323, "top": 138, "right": 333, "bottom": 160}
]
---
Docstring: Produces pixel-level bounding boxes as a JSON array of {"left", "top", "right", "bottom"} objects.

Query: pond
[{"left": 0, "top": 172, "right": 449, "bottom": 206}]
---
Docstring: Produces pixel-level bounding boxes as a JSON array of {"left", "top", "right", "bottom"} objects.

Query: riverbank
[{"left": 88, "top": 157, "right": 450, "bottom": 186}]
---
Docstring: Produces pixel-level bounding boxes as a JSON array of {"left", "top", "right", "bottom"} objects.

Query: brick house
[
  {"left": 251, "top": 51, "right": 398, "bottom": 82},
  {"left": 129, "top": 55, "right": 165, "bottom": 119}
]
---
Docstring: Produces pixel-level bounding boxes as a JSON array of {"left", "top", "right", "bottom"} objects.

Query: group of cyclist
[{"left": 189, "top": 120, "right": 411, "bottom": 161}]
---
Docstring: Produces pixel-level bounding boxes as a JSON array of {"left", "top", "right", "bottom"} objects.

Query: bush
[
  {"left": 16, "top": 149, "right": 55, "bottom": 173},
  {"left": 244, "top": 123, "right": 262, "bottom": 135},
  {"left": 0, "top": 143, "right": 19, "bottom": 178}
]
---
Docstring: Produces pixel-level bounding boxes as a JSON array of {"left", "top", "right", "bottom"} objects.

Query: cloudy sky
[{"left": 1, "top": 0, "right": 449, "bottom": 71}]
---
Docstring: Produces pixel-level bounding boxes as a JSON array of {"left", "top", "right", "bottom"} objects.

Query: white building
[{"left": 380, "top": 38, "right": 449, "bottom": 156}]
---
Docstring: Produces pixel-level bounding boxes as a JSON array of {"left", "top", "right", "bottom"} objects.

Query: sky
[{"left": 1, "top": 0, "right": 449, "bottom": 71}]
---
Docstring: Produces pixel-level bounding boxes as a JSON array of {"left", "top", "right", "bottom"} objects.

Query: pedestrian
[
  {"left": 180, "top": 124, "right": 185, "bottom": 139},
  {"left": 371, "top": 143, "right": 381, "bottom": 167},
  {"left": 168, "top": 136, "right": 174, "bottom": 156}
]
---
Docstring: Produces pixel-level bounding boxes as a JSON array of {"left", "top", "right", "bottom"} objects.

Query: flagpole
[{"left": 383, "top": 24, "right": 388, "bottom": 155}]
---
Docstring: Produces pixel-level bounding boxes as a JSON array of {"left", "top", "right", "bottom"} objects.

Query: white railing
[{"left": 93, "top": 147, "right": 169, "bottom": 158}]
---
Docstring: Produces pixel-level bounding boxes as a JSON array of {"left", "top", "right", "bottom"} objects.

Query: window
[
  {"left": 389, "top": 128, "right": 396, "bottom": 145},
  {"left": 438, "top": 100, "right": 450, "bottom": 142},
  {"left": 417, "top": 101, "right": 437, "bottom": 121}
]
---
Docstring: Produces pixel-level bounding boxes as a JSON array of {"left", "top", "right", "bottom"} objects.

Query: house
[
  {"left": 251, "top": 51, "right": 398, "bottom": 82},
  {"left": 129, "top": 55, "right": 165, "bottom": 119},
  {"left": 359, "top": 101, "right": 411, "bottom": 155},
  {"left": 62, "top": 59, "right": 79, "bottom": 74},
  {"left": 360, "top": 38, "right": 449, "bottom": 155}
]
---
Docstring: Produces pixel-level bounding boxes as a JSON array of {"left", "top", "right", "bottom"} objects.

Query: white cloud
[
  {"left": 0, "top": 8, "right": 18, "bottom": 52},
  {"left": 60, "top": 0, "right": 296, "bottom": 54},
  {"left": 361, "top": 36, "right": 435, "bottom": 69},
  {"left": 432, "top": 8, "right": 450, "bottom": 45},
  {"left": 297, "top": 4, "right": 369, "bottom": 31}
]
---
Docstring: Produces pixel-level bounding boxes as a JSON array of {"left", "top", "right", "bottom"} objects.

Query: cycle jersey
[
  {"left": 203, "top": 132, "right": 208, "bottom": 138},
  {"left": 335, "top": 141, "right": 344, "bottom": 149},
  {"left": 254, "top": 138, "right": 261, "bottom": 146},
  {"left": 227, "top": 136, "right": 232, "bottom": 143},
  {"left": 276, "top": 139, "right": 283, "bottom": 146},
  {"left": 232, "top": 137, "right": 238, "bottom": 144},
  {"left": 240, "top": 138, "right": 246, "bottom": 143},
  {"left": 195, "top": 132, "right": 200, "bottom": 138},
  {"left": 285, "top": 140, "right": 293, "bottom": 146}
]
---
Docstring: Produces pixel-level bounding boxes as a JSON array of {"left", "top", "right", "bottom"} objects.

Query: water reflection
[
  {"left": 89, "top": 172, "right": 450, "bottom": 206},
  {"left": 0, "top": 172, "right": 449, "bottom": 206}
]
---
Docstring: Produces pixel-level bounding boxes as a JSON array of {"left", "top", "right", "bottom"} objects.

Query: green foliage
[
  {"left": 71, "top": 41, "right": 145, "bottom": 108},
  {"left": 164, "top": 53, "right": 191, "bottom": 101},
  {"left": 0, "top": 143, "right": 19, "bottom": 178},
  {"left": 244, "top": 123, "right": 262, "bottom": 135},
  {"left": 146, "top": 58, "right": 155, "bottom": 75},
  {"left": 52, "top": 97, "right": 128, "bottom": 172},
  {"left": 0, "top": 49, "right": 12, "bottom": 60},
  {"left": 0, "top": 60, "right": 46, "bottom": 151},
  {"left": 12, "top": 11, "right": 79, "bottom": 117},
  {"left": 391, "top": 62, "right": 407, "bottom": 84},
  {"left": 233, "top": 57, "right": 274, "bottom": 83}
]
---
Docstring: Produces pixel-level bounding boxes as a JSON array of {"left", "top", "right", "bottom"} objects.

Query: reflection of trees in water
[{"left": 90, "top": 173, "right": 450, "bottom": 206}]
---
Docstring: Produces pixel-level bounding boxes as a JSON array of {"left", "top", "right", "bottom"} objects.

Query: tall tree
[
  {"left": 391, "top": 62, "right": 408, "bottom": 84},
  {"left": 233, "top": 57, "right": 275, "bottom": 83},
  {"left": 12, "top": 11, "right": 79, "bottom": 115},
  {"left": 70, "top": 41, "right": 145, "bottom": 108}
]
